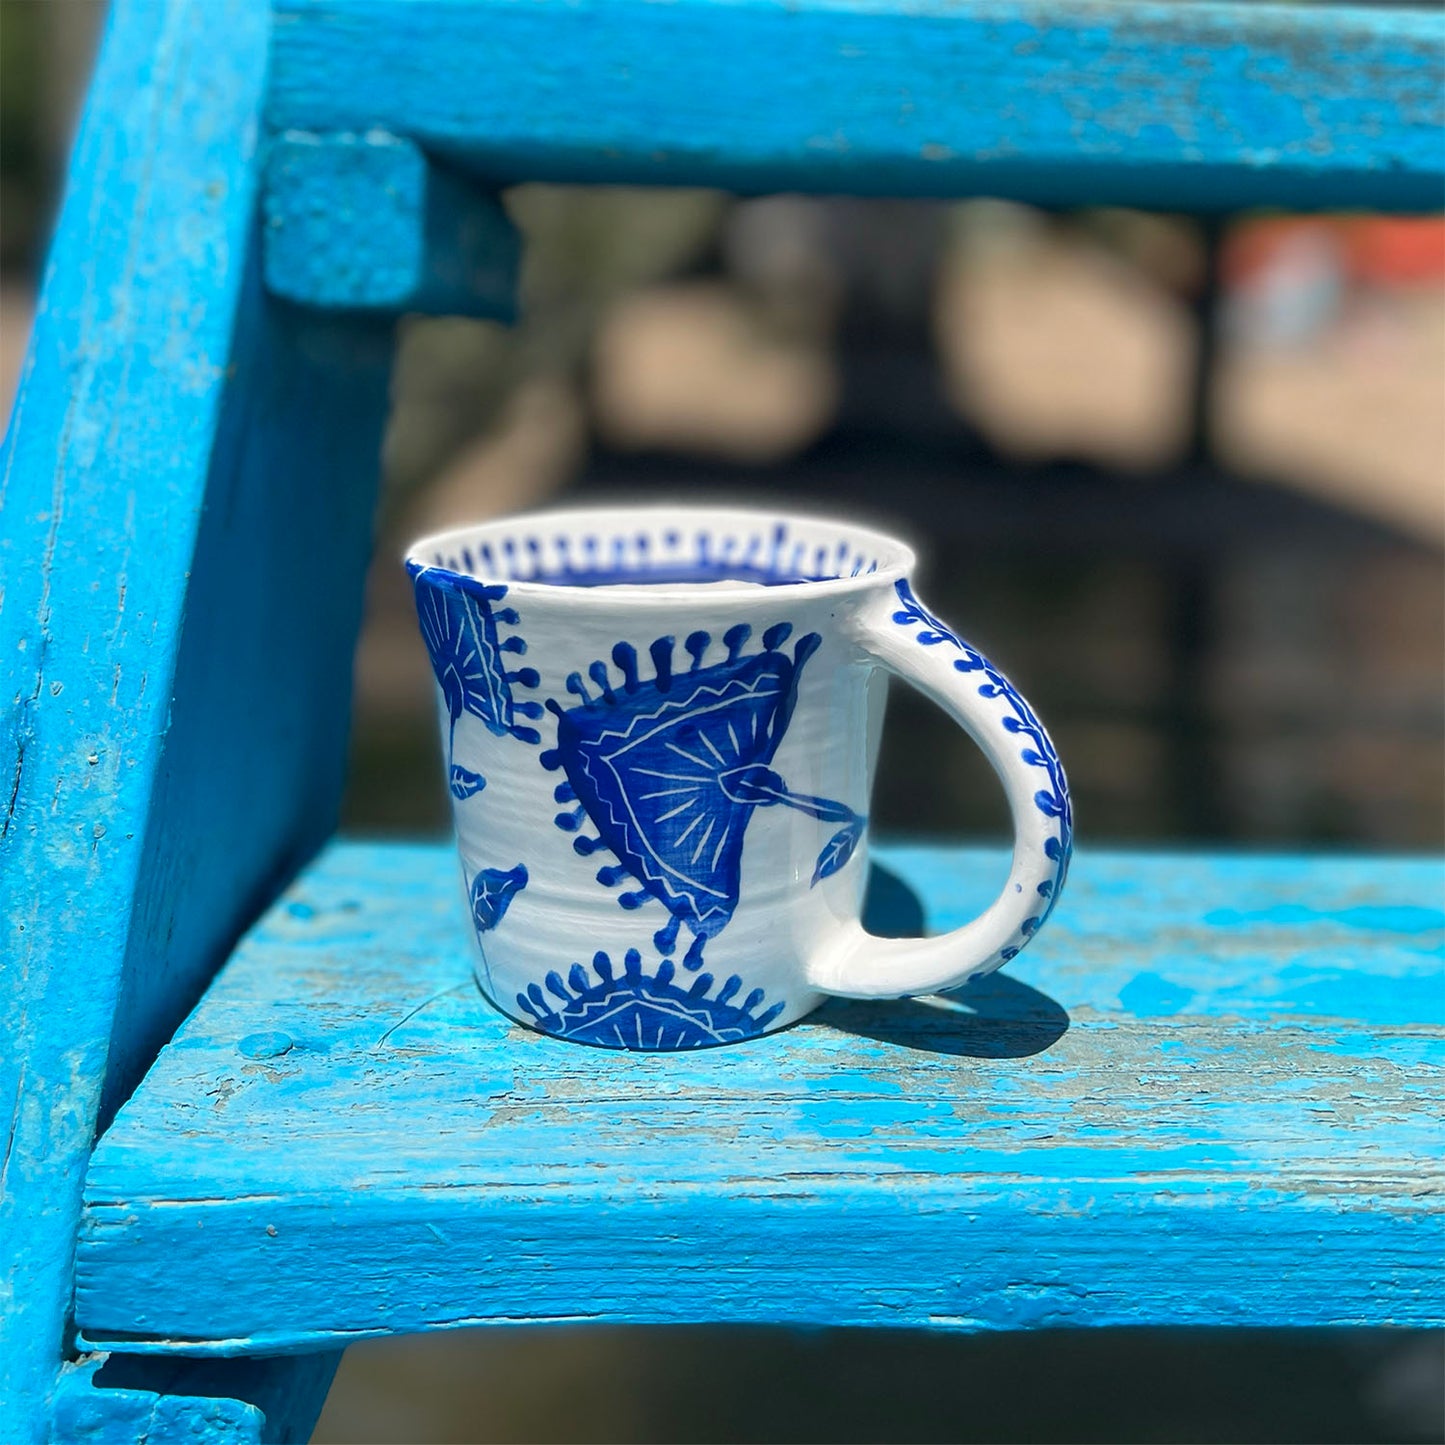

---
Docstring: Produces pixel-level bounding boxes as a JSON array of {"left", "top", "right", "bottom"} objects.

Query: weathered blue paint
[
  {"left": 1205, "top": 903, "right": 1445, "bottom": 933},
  {"left": 74, "top": 842, "right": 1444, "bottom": 1354},
  {"left": 51, "top": 1357, "right": 265, "bottom": 1445},
  {"left": 0, "top": 0, "right": 392, "bottom": 1436},
  {"left": 0, "top": 0, "right": 270, "bottom": 1431},
  {"left": 50, "top": 1351, "right": 339, "bottom": 1444},
  {"left": 263, "top": 131, "right": 519, "bottom": 317},
  {"left": 1117, "top": 972, "right": 1195, "bottom": 1018},
  {"left": 268, "top": 0, "right": 1445, "bottom": 211}
]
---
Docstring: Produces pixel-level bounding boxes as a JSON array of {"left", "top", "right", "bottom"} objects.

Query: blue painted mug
[{"left": 406, "top": 506, "right": 1071, "bottom": 1050}]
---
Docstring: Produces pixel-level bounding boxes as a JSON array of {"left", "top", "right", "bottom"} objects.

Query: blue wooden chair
[{"left": 3, "top": 1, "right": 1442, "bottom": 1440}]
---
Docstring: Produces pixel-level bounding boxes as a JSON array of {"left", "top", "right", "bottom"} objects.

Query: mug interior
[{"left": 405, "top": 506, "right": 914, "bottom": 595}]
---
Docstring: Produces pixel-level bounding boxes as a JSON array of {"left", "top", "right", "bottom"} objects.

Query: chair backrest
[{"left": 270, "top": 0, "right": 1445, "bottom": 211}]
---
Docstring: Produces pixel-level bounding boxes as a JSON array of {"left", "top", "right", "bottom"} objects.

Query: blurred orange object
[
  {"left": 1346, "top": 216, "right": 1445, "bottom": 286},
  {"left": 1224, "top": 215, "right": 1445, "bottom": 289}
]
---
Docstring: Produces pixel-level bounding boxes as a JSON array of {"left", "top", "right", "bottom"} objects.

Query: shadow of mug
[{"left": 813, "top": 862, "right": 1071, "bottom": 1059}]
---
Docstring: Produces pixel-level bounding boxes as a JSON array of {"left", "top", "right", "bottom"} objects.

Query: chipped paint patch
[
  {"left": 1119, "top": 972, "right": 1195, "bottom": 1018},
  {"left": 73, "top": 842, "right": 1445, "bottom": 1352}
]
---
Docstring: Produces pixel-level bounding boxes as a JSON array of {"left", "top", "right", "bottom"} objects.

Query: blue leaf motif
[
  {"left": 449, "top": 765, "right": 487, "bottom": 799},
  {"left": 812, "top": 818, "right": 864, "bottom": 886},
  {"left": 1035, "top": 788, "right": 1065, "bottom": 818},
  {"left": 470, "top": 864, "right": 528, "bottom": 932}
]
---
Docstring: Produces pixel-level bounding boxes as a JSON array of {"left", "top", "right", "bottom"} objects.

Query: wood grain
[
  {"left": 76, "top": 841, "right": 1445, "bottom": 1354},
  {"left": 0, "top": 0, "right": 392, "bottom": 1433},
  {"left": 268, "top": 0, "right": 1445, "bottom": 210},
  {"left": 0, "top": 0, "right": 273, "bottom": 1428}
]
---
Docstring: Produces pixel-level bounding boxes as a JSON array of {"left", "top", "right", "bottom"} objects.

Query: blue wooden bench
[{"left": 3, "top": 1, "right": 1442, "bottom": 1440}]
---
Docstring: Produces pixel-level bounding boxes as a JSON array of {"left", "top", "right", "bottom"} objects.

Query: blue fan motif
[
  {"left": 470, "top": 864, "right": 528, "bottom": 932},
  {"left": 540, "top": 623, "right": 865, "bottom": 971},
  {"left": 408, "top": 571, "right": 543, "bottom": 792},
  {"left": 515, "top": 948, "right": 786, "bottom": 1050}
]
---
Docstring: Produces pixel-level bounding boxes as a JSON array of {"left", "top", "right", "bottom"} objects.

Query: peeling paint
[
  {"left": 73, "top": 842, "right": 1445, "bottom": 1352},
  {"left": 267, "top": 0, "right": 1445, "bottom": 210}
]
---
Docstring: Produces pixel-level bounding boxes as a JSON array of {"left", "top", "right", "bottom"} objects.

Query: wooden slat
[
  {"left": 267, "top": 0, "right": 1445, "bottom": 210},
  {"left": 262, "top": 130, "right": 520, "bottom": 315},
  {"left": 0, "top": 0, "right": 271, "bottom": 1425},
  {"left": 76, "top": 840, "right": 1444, "bottom": 1354}
]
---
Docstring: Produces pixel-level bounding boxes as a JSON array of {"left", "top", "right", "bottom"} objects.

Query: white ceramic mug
[{"left": 406, "top": 505, "right": 1071, "bottom": 1050}]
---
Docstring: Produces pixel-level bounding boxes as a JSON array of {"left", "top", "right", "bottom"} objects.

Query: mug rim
[{"left": 404, "top": 504, "right": 916, "bottom": 603}]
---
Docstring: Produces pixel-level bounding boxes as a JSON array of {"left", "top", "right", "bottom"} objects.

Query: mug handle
[{"left": 807, "top": 578, "right": 1073, "bottom": 999}]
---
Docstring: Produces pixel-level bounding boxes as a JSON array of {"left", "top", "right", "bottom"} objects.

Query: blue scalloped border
[{"left": 418, "top": 520, "right": 884, "bottom": 587}]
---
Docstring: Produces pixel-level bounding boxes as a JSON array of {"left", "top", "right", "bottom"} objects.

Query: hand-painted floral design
[
  {"left": 539, "top": 623, "right": 864, "bottom": 971},
  {"left": 515, "top": 947, "right": 786, "bottom": 1050},
  {"left": 409, "top": 571, "right": 542, "bottom": 792},
  {"left": 891, "top": 578, "right": 1071, "bottom": 959}
]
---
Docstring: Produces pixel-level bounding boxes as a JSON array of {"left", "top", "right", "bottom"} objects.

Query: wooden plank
[
  {"left": 0, "top": 0, "right": 392, "bottom": 1432},
  {"left": 0, "top": 0, "right": 272, "bottom": 1430},
  {"left": 268, "top": 0, "right": 1445, "bottom": 211},
  {"left": 76, "top": 841, "right": 1445, "bottom": 1354},
  {"left": 263, "top": 131, "right": 520, "bottom": 316}
]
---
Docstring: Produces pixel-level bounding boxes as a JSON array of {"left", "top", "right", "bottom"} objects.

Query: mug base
[{"left": 475, "top": 964, "right": 817, "bottom": 1052}]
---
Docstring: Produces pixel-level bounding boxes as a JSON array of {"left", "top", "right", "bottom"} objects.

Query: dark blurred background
[{"left": 4, "top": 2, "right": 1441, "bottom": 1441}]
